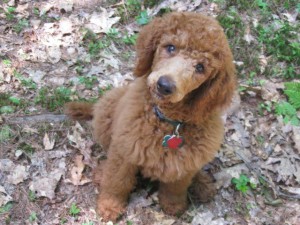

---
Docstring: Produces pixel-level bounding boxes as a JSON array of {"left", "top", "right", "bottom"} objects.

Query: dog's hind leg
[
  {"left": 92, "top": 86, "right": 127, "bottom": 150},
  {"left": 189, "top": 170, "right": 217, "bottom": 203}
]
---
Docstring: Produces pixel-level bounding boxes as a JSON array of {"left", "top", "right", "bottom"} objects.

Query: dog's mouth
[
  {"left": 149, "top": 86, "right": 163, "bottom": 100},
  {"left": 149, "top": 85, "right": 168, "bottom": 102}
]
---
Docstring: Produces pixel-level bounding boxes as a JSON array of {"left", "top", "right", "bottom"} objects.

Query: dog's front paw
[
  {"left": 97, "top": 197, "right": 125, "bottom": 222},
  {"left": 159, "top": 194, "right": 187, "bottom": 216}
]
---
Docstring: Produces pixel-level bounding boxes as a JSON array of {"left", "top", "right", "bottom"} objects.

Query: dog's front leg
[
  {"left": 96, "top": 153, "right": 137, "bottom": 222},
  {"left": 158, "top": 173, "right": 195, "bottom": 216}
]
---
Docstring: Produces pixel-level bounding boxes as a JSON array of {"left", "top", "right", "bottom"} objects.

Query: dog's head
[{"left": 134, "top": 12, "right": 236, "bottom": 116}]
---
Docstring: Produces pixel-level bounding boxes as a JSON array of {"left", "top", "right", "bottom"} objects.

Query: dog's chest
[{"left": 130, "top": 123, "right": 208, "bottom": 183}]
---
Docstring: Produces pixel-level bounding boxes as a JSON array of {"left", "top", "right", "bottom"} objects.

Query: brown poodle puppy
[{"left": 65, "top": 12, "right": 236, "bottom": 222}]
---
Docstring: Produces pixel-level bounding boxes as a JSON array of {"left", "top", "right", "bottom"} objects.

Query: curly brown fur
[{"left": 65, "top": 12, "right": 236, "bottom": 222}]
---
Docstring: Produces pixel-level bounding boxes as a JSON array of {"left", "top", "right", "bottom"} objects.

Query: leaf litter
[{"left": 0, "top": 0, "right": 299, "bottom": 224}]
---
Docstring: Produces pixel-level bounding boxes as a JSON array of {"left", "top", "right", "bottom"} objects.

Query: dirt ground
[{"left": 1, "top": 0, "right": 300, "bottom": 225}]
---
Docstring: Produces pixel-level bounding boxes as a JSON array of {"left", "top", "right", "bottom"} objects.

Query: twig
[{"left": 4, "top": 114, "right": 68, "bottom": 125}]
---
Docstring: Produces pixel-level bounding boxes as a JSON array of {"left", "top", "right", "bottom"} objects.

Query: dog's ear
[
  {"left": 134, "top": 17, "right": 166, "bottom": 77},
  {"left": 190, "top": 55, "right": 236, "bottom": 120}
]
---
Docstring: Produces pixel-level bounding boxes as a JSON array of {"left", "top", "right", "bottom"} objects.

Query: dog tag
[
  {"left": 167, "top": 135, "right": 184, "bottom": 149},
  {"left": 162, "top": 124, "right": 184, "bottom": 149},
  {"left": 162, "top": 134, "right": 184, "bottom": 149}
]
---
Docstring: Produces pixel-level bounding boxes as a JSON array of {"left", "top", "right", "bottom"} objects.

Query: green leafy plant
[
  {"left": 136, "top": 10, "right": 150, "bottom": 25},
  {"left": 79, "top": 76, "right": 98, "bottom": 89},
  {"left": 29, "top": 190, "right": 36, "bottom": 202},
  {"left": 88, "top": 40, "right": 106, "bottom": 56},
  {"left": 14, "top": 71, "right": 37, "bottom": 90},
  {"left": 257, "top": 22, "right": 299, "bottom": 78},
  {"left": 29, "top": 212, "right": 37, "bottom": 222},
  {"left": 0, "top": 105, "right": 15, "bottom": 114},
  {"left": 125, "top": 0, "right": 141, "bottom": 15},
  {"left": 98, "top": 85, "right": 112, "bottom": 96},
  {"left": 0, "top": 202, "right": 13, "bottom": 214},
  {"left": 231, "top": 174, "right": 256, "bottom": 193},
  {"left": 0, "top": 125, "right": 12, "bottom": 142},
  {"left": 123, "top": 34, "right": 137, "bottom": 45},
  {"left": 9, "top": 96, "right": 21, "bottom": 105},
  {"left": 82, "top": 221, "right": 94, "bottom": 225},
  {"left": 246, "top": 71, "right": 257, "bottom": 86},
  {"left": 258, "top": 101, "right": 272, "bottom": 115},
  {"left": 275, "top": 82, "right": 300, "bottom": 126},
  {"left": 255, "top": 0, "right": 268, "bottom": 10},
  {"left": 69, "top": 203, "right": 80, "bottom": 217},
  {"left": 297, "top": 3, "right": 300, "bottom": 12},
  {"left": 35, "top": 87, "right": 73, "bottom": 111},
  {"left": 2, "top": 59, "right": 12, "bottom": 66},
  {"left": 107, "top": 28, "right": 120, "bottom": 39},
  {"left": 82, "top": 29, "right": 109, "bottom": 57},
  {"left": 5, "top": 6, "right": 16, "bottom": 20},
  {"left": 13, "top": 19, "right": 29, "bottom": 33},
  {"left": 33, "top": 7, "right": 40, "bottom": 16},
  {"left": 284, "top": 82, "right": 300, "bottom": 108},
  {"left": 18, "top": 143, "right": 35, "bottom": 155},
  {"left": 217, "top": 7, "right": 245, "bottom": 39},
  {"left": 60, "top": 218, "right": 67, "bottom": 224}
]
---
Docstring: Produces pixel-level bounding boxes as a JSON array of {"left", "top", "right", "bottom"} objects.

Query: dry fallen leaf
[
  {"left": 25, "top": 69, "right": 46, "bottom": 84},
  {"left": 0, "top": 159, "right": 15, "bottom": 172},
  {"left": 192, "top": 211, "right": 227, "bottom": 225},
  {"left": 292, "top": 126, "right": 300, "bottom": 154},
  {"left": 65, "top": 155, "right": 91, "bottom": 186},
  {"left": 59, "top": 17, "right": 73, "bottom": 34},
  {"left": 0, "top": 185, "right": 12, "bottom": 207},
  {"left": 29, "top": 167, "right": 65, "bottom": 200},
  {"left": 127, "top": 190, "right": 153, "bottom": 214},
  {"left": 100, "top": 51, "right": 120, "bottom": 69},
  {"left": 43, "top": 133, "right": 55, "bottom": 150},
  {"left": 30, "top": 177, "right": 58, "bottom": 200},
  {"left": 265, "top": 157, "right": 299, "bottom": 184},
  {"left": 244, "top": 25, "right": 255, "bottom": 44},
  {"left": 47, "top": 46, "right": 62, "bottom": 63},
  {"left": 57, "top": 0, "right": 74, "bottom": 13},
  {"left": 7, "top": 165, "right": 29, "bottom": 185},
  {"left": 261, "top": 80, "right": 284, "bottom": 102},
  {"left": 86, "top": 8, "right": 120, "bottom": 34},
  {"left": 152, "top": 211, "right": 175, "bottom": 225},
  {"left": 259, "top": 54, "right": 268, "bottom": 73},
  {"left": 67, "top": 122, "right": 96, "bottom": 167}
]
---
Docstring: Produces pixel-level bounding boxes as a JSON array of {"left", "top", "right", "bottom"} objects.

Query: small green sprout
[
  {"left": 231, "top": 174, "right": 256, "bottom": 193},
  {"left": 69, "top": 203, "right": 80, "bottom": 217}
]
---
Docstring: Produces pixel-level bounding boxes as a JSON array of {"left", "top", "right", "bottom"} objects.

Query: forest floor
[{"left": 0, "top": 0, "right": 300, "bottom": 225}]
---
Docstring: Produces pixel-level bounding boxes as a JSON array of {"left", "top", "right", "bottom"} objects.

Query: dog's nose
[{"left": 157, "top": 76, "right": 176, "bottom": 95}]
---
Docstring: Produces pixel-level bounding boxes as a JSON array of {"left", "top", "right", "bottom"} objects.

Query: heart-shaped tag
[
  {"left": 167, "top": 136, "right": 184, "bottom": 149},
  {"left": 162, "top": 134, "right": 184, "bottom": 149}
]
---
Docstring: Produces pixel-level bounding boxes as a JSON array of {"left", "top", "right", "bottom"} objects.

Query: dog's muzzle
[{"left": 156, "top": 76, "right": 176, "bottom": 95}]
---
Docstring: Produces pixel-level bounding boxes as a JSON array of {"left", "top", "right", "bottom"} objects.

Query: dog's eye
[
  {"left": 195, "top": 64, "right": 204, "bottom": 73},
  {"left": 166, "top": 45, "right": 176, "bottom": 53}
]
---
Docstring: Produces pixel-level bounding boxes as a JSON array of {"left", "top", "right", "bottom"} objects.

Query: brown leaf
[
  {"left": 43, "top": 133, "right": 55, "bottom": 150},
  {"left": 261, "top": 80, "right": 284, "bottom": 102},
  {"left": 65, "top": 155, "right": 91, "bottom": 186},
  {"left": 86, "top": 8, "right": 120, "bottom": 34},
  {"left": 0, "top": 185, "right": 12, "bottom": 207},
  {"left": 292, "top": 126, "right": 300, "bottom": 154},
  {"left": 7, "top": 165, "right": 29, "bottom": 185}
]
